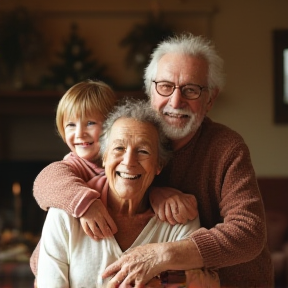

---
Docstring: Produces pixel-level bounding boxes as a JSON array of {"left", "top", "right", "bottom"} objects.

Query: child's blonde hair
[{"left": 56, "top": 80, "right": 117, "bottom": 142}]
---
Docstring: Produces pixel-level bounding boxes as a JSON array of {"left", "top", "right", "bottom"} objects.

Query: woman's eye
[
  {"left": 114, "top": 146, "right": 125, "bottom": 152},
  {"left": 138, "top": 149, "right": 149, "bottom": 155}
]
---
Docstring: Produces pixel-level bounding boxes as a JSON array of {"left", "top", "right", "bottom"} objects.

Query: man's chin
[{"left": 162, "top": 124, "right": 191, "bottom": 140}]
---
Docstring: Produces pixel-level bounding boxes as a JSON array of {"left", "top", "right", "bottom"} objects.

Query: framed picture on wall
[{"left": 273, "top": 29, "right": 288, "bottom": 123}]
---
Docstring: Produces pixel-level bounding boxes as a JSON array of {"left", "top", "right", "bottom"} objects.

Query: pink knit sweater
[{"left": 31, "top": 117, "right": 273, "bottom": 287}]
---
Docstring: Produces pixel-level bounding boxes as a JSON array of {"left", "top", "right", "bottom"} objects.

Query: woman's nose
[{"left": 122, "top": 149, "right": 137, "bottom": 166}]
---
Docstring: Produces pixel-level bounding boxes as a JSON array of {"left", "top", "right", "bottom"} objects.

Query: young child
[
  {"left": 30, "top": 79, "right": 118, "bottom": 275},
  {"left": 30, "top": 80, "right": 198, "bottom": 279}
]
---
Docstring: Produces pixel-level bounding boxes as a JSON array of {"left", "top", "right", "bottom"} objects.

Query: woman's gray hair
[
  {"left": 99, "top": 98, "right": 172, "bottom": 167},
  {"left": 144, "top": 32, "right": 225, "bottom": 98}
]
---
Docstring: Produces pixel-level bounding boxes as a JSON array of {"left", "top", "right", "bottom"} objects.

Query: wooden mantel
[
  {"left": 0, "top": 90, "right": 146, "bottom": 159},
  {"left": 0, "top": 90, "right": 146, "bottom": 116}
]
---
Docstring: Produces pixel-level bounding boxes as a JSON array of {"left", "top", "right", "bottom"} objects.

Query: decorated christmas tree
[{"left": 41, "top": 23, "right": 111, "bottom": 91}]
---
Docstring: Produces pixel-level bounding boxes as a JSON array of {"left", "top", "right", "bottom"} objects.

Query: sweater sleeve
[
  {"left": 36, "top": 208, "right": 70, "bottom": 287},
  {"left": 33, "top": 153, "right": 105, "bottom": 218},
  {"left": 190, "top": 141, "right": 267, "bottom": 269}
]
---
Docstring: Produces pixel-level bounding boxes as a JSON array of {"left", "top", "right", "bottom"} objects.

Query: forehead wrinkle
[{"left": 110, "top": 132, "right": 158, "bottom": 152}]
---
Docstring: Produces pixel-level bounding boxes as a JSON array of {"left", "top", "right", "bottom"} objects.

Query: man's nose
[{"left": 169, "top": 88, "right": 185, "bottom": 109}]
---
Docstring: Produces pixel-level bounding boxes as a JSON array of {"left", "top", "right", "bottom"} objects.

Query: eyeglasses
[{"left": 152, "top": 81, "right": 209, "bottom": 100}]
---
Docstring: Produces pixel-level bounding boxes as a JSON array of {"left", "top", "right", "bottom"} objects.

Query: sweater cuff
[
  {"left": 190, "top": 228, "right": 222, "bottom": 268},
  {"left": 72, "top": 190, "right": 101, "bottom": 218}
]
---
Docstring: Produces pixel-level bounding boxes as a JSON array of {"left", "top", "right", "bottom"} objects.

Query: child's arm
[
  {"left": 33, "top": 153, "right": 117, "bottom": 234},
  {"left": 33, "top": 154, "right": 103, "bottom": 217},
  {"left": 149, "top": 187, "right": 198, "bottom": 225}
]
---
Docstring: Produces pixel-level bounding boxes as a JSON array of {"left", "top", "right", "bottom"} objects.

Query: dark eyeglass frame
[{"left": 152, "top": 80, "right": 209, "bottom": 100}]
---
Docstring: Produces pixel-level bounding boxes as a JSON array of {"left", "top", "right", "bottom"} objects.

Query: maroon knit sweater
[
  {"left": 153, "top": 117, "right": 273, "bottom": 287},
  {"left": 32, "top": 117, "right": 273, "bottom": 287}
]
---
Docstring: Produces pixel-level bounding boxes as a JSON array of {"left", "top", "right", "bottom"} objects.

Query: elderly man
[{"left": 102, "top": 33, "right": 273, "bottom": 287}]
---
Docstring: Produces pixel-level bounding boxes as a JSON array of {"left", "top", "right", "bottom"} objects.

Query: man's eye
[
  {"left": 159, "top": 83, "right": 173, "bottom": 90},
  {"left": 184, "top": 86, "right": 198, "bottom": 94}
]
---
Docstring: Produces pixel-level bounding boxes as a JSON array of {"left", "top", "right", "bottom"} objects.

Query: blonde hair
[{"left": 56, "top": 80, "right": 117, "bottom": 141}]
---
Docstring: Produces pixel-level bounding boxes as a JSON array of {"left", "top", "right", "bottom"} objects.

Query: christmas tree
[{"left": 41, "top": 23, "right": 111, "bottom": 91}]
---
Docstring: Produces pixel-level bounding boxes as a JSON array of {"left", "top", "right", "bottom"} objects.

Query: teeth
[
  {"left": 75, "top": 142, "right": 92, "bottom": 146},
  {"left": 165, "top": 112, "right": 187, "bottom": 118},
  {"left": 118, "top": 172, "right": 140, "bottom": 179}
]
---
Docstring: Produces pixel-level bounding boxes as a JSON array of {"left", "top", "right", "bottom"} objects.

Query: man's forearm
[{"left": 162, "top": 239, "right": 204, "bottom": 271}]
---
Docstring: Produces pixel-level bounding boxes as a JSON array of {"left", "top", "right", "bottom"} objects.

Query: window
[{"left": 273, "top": 30, "right": 288, "bottom": 123}]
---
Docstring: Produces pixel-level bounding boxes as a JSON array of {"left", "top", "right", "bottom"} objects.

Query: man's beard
[{"left": 158, "top": 108, "right": 202, "bottom": 140}]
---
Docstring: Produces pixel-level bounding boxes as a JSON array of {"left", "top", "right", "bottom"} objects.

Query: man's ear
[{"left": 206, "top": 88, "right": 219, "bottom": 113}]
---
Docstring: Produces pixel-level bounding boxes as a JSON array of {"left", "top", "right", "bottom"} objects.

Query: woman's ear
[
  {"left": 156, "top": 162, "right": 163, "bottom": 175},
  {"left": 102, "top": 152, "right": 107, "bottom": 167}
]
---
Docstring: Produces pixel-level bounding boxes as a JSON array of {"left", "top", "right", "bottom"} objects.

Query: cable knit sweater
[{"left": 31, "top": 117, "right": 273, "bottom": 287}]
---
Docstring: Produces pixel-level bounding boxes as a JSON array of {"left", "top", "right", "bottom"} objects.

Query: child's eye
[
  {"left": 65, "top": 123, "right": 75, "bottom": 128},
  {"left": 87, "top": 121, "right": 96, "bottom": 126}
]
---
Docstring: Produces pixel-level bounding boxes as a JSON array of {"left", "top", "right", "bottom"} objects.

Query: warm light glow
[
  {"left": 284, "top": 49, "right": 288, "bottom": 104},
  {"left": 12, "top": 182, "right": 21, "bottom": 195}
]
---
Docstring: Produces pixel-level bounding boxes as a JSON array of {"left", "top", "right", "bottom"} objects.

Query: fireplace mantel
[
  {"left": 0, "top": 90, "right": 146, "bottom": 116},
  {"left": 0, "top": 90, "right": 146, "bottom": 160}
]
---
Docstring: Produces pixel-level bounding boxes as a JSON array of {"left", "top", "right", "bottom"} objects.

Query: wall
[
  {"left": 210, "top": 0, "right": 288, "bottom": 177},
  {"left": 0, "top": 0, "right": 287, "bottom": 176}
]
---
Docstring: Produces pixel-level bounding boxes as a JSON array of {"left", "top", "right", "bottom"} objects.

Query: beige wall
[
  {"left": 1, "top": 0, "right": 287, "bottom": 176},
  {"left": 210, "top": 0, "right": 288, "bottom": 177}
]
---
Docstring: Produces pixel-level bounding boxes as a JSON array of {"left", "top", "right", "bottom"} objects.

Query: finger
[
  {"left": 80, "top": 220, "right": 96, "bottom": 239},
  {"left": 103, "top": 213, "right": 118, "bottom": 235},
  {"left": 94, "top": 211, "right": 118, "bottom": 238},
  {"left": 95, "top": 221, "right": 113, "bottom": 238},
  {"left": 183, "top": 196, "right": 198, "bottom": 220},
  {"left": 133, "top": 278, "right": 146, "bottom": 288},
  {"left": 102, "top": 261, "right": 122, "bottom": 279},
  {"left": 183, "top": 203, "right": 197, "bottom": 221},
  {"left": 155, "top": 203, "right": 166, "bottom": 222},
  {"left": 171, "top": 201, "right": 187, "bottom": 224},
  {"left": 164, "top": 203, "right": 177, "bottom": 225}
]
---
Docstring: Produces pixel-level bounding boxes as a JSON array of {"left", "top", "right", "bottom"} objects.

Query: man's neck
[{"left": 172, "top": 132, "right": 195, "bottom": 151}]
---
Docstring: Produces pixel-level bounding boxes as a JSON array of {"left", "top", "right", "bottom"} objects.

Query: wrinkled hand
[
  {"left": 149, "top": 187, "right": 198, "bottom": 225},
  {"left": 103, "top": 243, "right": 165, "bottom": 288},
  {"left": 80, "top": 199, "right": 118, "bottom": 240}
]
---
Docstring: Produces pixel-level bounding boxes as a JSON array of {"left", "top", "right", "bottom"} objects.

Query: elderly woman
[{"left": 36, "top": 99, "right": 217, "bottom": 288}]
